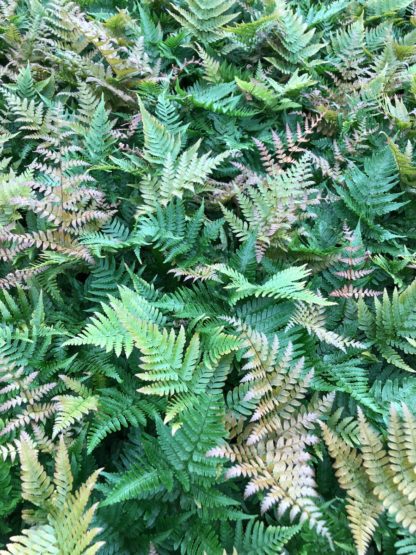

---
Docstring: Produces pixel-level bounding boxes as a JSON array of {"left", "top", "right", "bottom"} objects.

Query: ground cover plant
[{"left": 0, "top": 0, "right": 416, "bottom": 553}]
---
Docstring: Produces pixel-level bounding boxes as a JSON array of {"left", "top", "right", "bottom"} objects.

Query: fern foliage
[{"left": 0, "top": 0, "right": 415, "bottom": 553}]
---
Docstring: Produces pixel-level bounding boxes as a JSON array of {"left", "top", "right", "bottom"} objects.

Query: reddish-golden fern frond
[
  {"left": 222, "top": 155, "right": 320, "bottom": 261},
  {"left": 286, "top": 300, "right": 366, "bottom": 351},
  {"left": 209, "top": 318, "right": 334, "bottom": 543},
  {"left": 0, "top": 267, "right": 46, "bottom": 290},
  {"left": 251, "top": 113, "right": 334, "bottom": 179},
  {"left": 0, "top": 364, "right": 57, "bottom": 440},
  {"left": 322, "top": 404, "right": 416, "bottom": 554},
  {"left": 330, "top": 284, "right": 382, "bottom": 299},
  {"left": 169, "top": 265, "right": 223, "bottom": 283},
  {"left": 320, "top": 422, "right": 382, "bottom": 555},
  {"left": 0, "top": 104, "right": 116, "bottom": 288},
  {"left": 358, "top": 406, "right": 416, "bottom": 534},
  {"left": 330, "top": 224, "right": 381, "bottom": 299}
]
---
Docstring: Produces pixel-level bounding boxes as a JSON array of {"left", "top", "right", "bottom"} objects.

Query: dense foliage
[{"left": 0, "top": 0, "right": 416, "bottom": 553}]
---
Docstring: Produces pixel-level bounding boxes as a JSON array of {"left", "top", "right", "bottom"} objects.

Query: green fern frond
[
  {"left": 358, "top": 279, "right": 416, "bottom": 372},
  {"left": 169, "top": 0, "right": 239, "bottom": 43},
  {"left": 84, "top": 97, "right": 117, "bottom": 165},
  {"left": 215, "top": 264, "right": 334, "bottom": 305},
  {"left": 267, "top": 1, "right": 324, "bottom": 73}
]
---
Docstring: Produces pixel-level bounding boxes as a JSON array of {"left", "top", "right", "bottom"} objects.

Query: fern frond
[
  {"left": 169, "top": 0, "right": 239, "bottom": 43},
  {"left": 320, "top": 422, "right": 382, "bottom": 555},
  {"left": 358, "top": 280, "right": 416, "bottom": 372},
  {"left": 210, "top": 320, "right": 334, "bottom": 542},
  {"left": 216, "top": 264, "right": 333, "bottom": 306}
]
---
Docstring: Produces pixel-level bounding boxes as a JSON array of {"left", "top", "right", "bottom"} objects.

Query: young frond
[{"left": 358, "top": 406, "right": 416, "bottom": 534}]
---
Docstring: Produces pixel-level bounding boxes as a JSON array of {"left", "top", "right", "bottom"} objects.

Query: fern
[
  {"left": 138, "top": 101, "right": 229, "bottom": 212},
  {"left": 169, "top": 0, "right": 239, "bottom": 44},
  {"left": 221, "top": 155, "right": 320, "bottom": 260},
  {"left": 66, "top": 286, "right": 167, "bottom": 357},
  {"left": 322, "top": 404, "right": 416, "bottom": 553},
  {"left": 214, "top": 264, "right": 333, "bottom": 305},
  {"left": 267, "top": 0, "right": 324, "bottom": 73},
  {"left": 365, "top": 0, "right": 414, "bottom": 17},
  {"left": 84, "top": 97, "right": 117, "bottom": 165},
  {"left": 227, "top": 520, "right": 300, "bottom": 554},
  {"left": 87, "top": 388, "right": 148, "bottom": 453},
  {"left": 0, "top": 435, "right": 104, "bottom": 555},
  {"left": 209, "top": 320, "right": 334, "bottom": 543},
  {"left": 1, "top": 0, "right": 416, "bottom": 551},
  {"left": 358, "top": 279, "right": 416, "bottom": 372},
  {"left": 320, "top": 422, "right": 382, "bottom": 555},
  {"left": 335, "top": 149, "right": 405, "bottom": 242}
]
